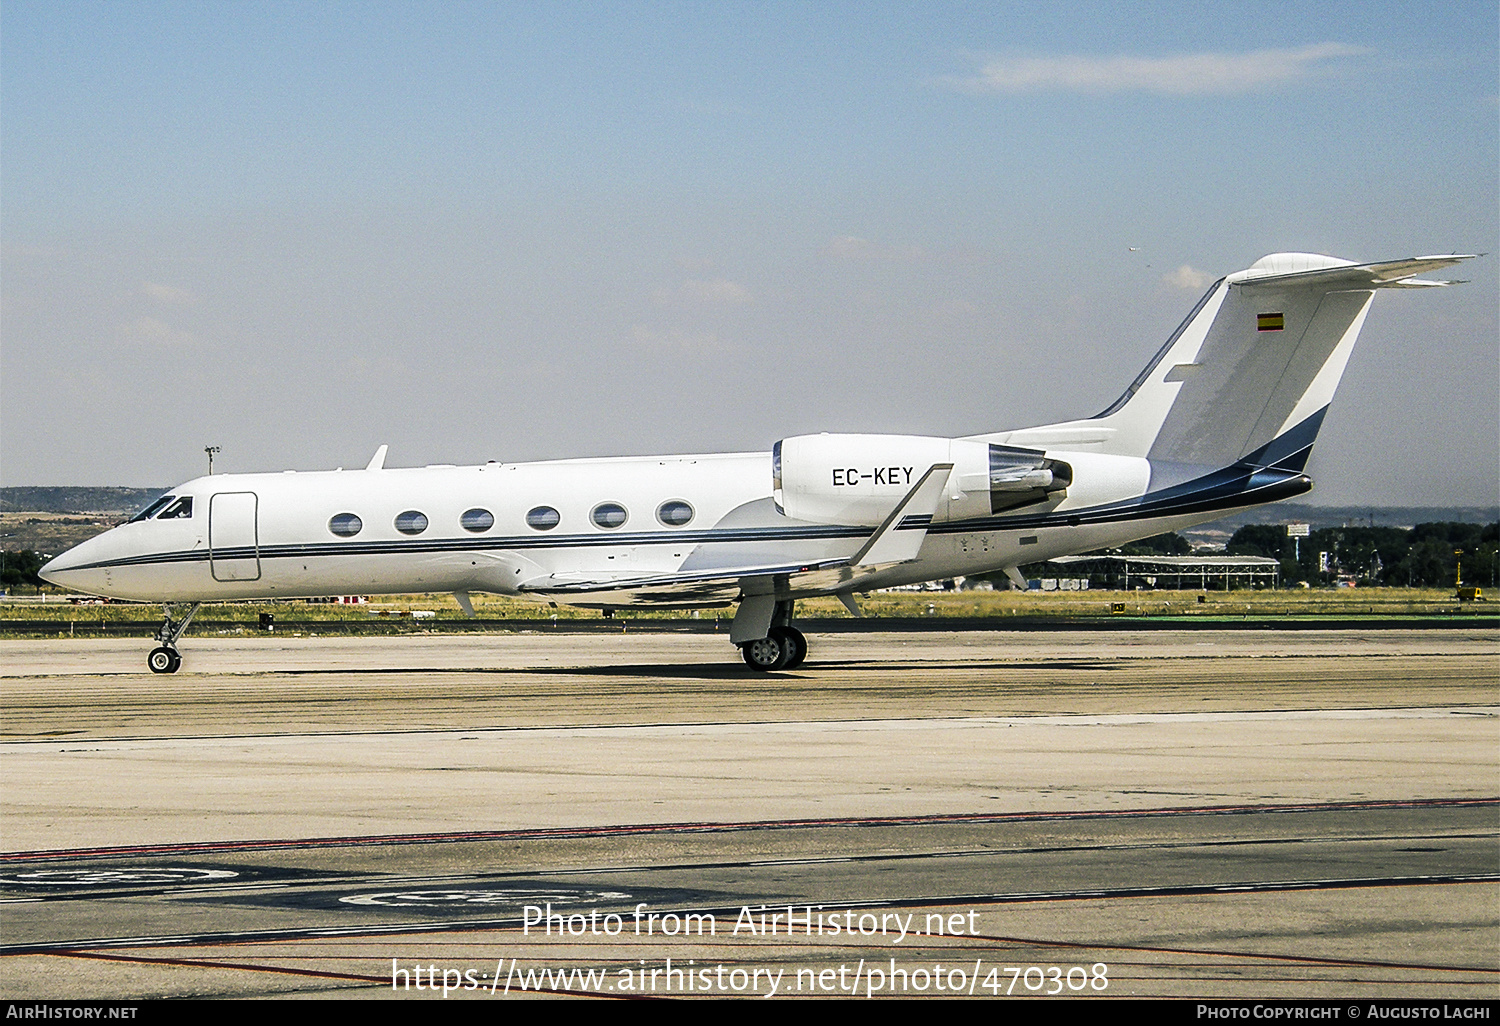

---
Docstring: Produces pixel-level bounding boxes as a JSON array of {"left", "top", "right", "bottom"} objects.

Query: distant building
[{"left": 1048, "top": 554, "right": 1281, "bottom": 591}]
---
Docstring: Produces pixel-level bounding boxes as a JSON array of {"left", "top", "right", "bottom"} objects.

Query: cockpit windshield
[
  {"left": 127, "top": 495, "right": 175, "bottom": 523},
  {"left": 157, "top": 496, "right": 193, "bottom": 519},
  {"left": 126, "top": 494, "right": 194, "bottom": 522}
]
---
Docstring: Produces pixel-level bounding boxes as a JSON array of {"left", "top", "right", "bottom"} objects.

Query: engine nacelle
[{"left": 773, "top": 434, "right": 1074, "bottom": 526}]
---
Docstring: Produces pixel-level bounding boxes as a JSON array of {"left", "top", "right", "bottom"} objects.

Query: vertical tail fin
[{"left": 983, "top": 253, "right": 1472, "bottom": 471}]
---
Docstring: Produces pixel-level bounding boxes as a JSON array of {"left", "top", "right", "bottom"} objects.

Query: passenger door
[{"left": 209, "top": 492, "right": 261, "bottom": 582}]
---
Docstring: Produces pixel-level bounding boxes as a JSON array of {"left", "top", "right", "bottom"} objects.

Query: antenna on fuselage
[
  {"left": 365, "top": 445, "right": 389, "bottom": 471},
  {"left": 205, "top": 446, "right": 220, "bottom": 475}
]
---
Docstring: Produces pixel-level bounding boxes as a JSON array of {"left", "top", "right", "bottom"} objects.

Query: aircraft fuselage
[{"left": 43, "top": 446, "right": 1222, "bottom": 607}]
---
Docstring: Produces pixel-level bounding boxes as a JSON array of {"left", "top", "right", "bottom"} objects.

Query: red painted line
[
  {"left": 4, "top": 797, "right": 1493, "bottom": 862},
  {"left": 54, "top": 949, "right": 386, "bottom": 985},
  {"left": 49, "top": 950, "right": 639, "bottom": 999},
  {"left": 965, "top": 922, "right": 1500, "bottom": 975}
]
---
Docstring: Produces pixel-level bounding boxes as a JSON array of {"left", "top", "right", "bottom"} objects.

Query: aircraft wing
[
  {"left": 523, "top": 558, "right": 845, "bottom": 593},
  {"left": 517, "top": 558, "right": 892, "bottom": 605},
  {"left": 519, "top": 464, "right": 956, "bottom": 606}
]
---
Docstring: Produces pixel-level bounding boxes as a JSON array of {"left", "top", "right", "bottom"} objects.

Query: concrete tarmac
[{"left": 1, "top": 629, "right": 1495, "bottom": 1000}]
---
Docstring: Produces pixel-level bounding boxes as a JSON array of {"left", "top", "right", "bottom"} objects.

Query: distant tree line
[
  {"left": 1102, "top": 532, "right": 1194, "bottom": 557},
  {"left": 1006, "top": 534, "right": 1196, "bottom": 583},
  {"left": 988, "top": 523, "right": 1498, "bottom": 590},
  {"left": 1, "top": 550, "right": 47, "bottom": 592},
  {"left": 1226, "top": 521, "right": 1498, "bottom": 587},
  {"left": 1, "top": 486, "right": 164, "bottom": 515}
]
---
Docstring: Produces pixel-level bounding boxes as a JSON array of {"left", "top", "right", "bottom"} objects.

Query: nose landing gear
[
  {"left": 147, "top": 602, "right": 201, "bottom": 674},
  {"left": 147, "top": 646, "right": 182, "bottom": 674}
]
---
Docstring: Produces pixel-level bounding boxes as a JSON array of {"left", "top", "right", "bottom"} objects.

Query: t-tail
[{"left": 979, "top": 252, "right": 1474, "bottom": 497}]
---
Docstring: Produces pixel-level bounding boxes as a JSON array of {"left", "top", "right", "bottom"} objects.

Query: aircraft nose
[
  {"left": 39, "top": 551, "right": 78, "bottom": 587},
  {"left": 38, "top": 542, "right": 106, "bottom": 593}
]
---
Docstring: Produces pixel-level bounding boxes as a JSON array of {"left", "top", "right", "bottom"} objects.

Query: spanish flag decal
[{"left": 1257, "top": 312, "right": 1285, "bottom": 332}]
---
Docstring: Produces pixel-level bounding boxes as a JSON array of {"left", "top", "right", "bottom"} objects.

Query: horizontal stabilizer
[{"left": 1232, "top": 254, "right": 1475, "bottom": 289}]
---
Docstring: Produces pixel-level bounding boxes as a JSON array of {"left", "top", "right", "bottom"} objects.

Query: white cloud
[
  {"left": 1163, "top": 265, "right": 1213, "bottom": 290},
  {"left": 951, "top": 43, "right": 1370, "bottom": 96},
  {"left": 140, "top": 281, "right": 197, "bottom": 305},
  {"left": 629, "top": 325, "right": 724, "bottom": 353},
  {"left": 119, "top": 316, "right": 198, "bottom": 348},
  {"left": 822, "top": 235, "right": 927, "bottom": 261},
  {"left": 651, "top": 278, "right": 752, "bottom": 308}
]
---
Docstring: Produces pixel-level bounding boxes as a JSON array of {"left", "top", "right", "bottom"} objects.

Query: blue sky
[{"left": 3, "top": 1, "right": 1496, "bottom": 505}]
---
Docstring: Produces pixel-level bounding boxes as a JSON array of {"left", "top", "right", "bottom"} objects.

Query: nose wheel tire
[
  {"left": 740, "top": 626, "right": 807, "bottom": 672},
  {"left": 148, "top": 647, "right": 181, "bottom": 674}
]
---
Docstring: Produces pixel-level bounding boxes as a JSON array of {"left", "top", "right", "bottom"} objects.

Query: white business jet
[{"left": 41, "top": 252, "right": 1473, "bottom": 673}]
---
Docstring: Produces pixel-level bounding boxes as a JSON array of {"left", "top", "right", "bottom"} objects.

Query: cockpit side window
[
  {"left": 128, "top": 495, "right": 175, "bottom": 523},
  {"left": 157, "top": 496, "right": 194, "bottom": 520}
]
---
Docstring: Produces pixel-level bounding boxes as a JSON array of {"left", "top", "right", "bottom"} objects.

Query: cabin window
[
  {"left": 128, "top": 495, "right": 175, "bottom": 523},
  {"left": 329, "top": 513, "right": 363, "bottom": 537},
  {"left": 460, "top": 508, "right": 494, "bottom": 533},
  {"left": 394, "top": 510, "right": 429, "bottom": 535},
  {"left": 656, "top": 500, "right": 694, "bottom": 527},
  {"left": 526, "top": 506, "right": 560, "bottom": 531},
  {"left": 158, "top": 496, "right": 194, "bottom": 520},
  {"left": 591, "top": 502, "right": 628, "bottom": 529}
]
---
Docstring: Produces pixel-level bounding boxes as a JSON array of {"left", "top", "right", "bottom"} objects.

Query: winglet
[
  {"left": 366, "top": 445, "right": 389, "bottom": 471},
  {"left": 851, "top": 463, "right": 954, "bottom": 567}
]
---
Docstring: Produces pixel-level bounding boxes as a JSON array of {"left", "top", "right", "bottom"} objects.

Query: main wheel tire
[
  {"left": 148, "top": 647, "right": 179, "bottom": 674},
  {"left": 741, "top": 635, "right": 790, "bottom": 671},
  {"left": 773, "top": 626, "right": 807, "bottom": 669}
]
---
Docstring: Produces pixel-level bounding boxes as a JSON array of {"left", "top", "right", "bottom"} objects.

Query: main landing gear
[
  {"left": 740, "top": 624, "right": 807, "bottom": 672},
  {"left": 733, "top": 597, "right": 807, "bottom": 672},
  {"left": 147, "top": 602, "right": 201, "bottom": 674}
]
